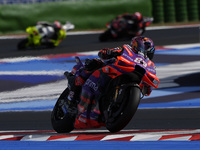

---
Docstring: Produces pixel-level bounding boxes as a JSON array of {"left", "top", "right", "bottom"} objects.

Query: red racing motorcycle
[
  {"left": 99, "top": 17, "right": 153, "bottom": 42},
  {"left": 51, "top": 44, "right": 159, "bottom": 133}
]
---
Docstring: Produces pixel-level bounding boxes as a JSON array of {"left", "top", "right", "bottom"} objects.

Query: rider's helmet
[
  {"left": 54, "top": 21, "right": 62, "bottom": 29},
  {"left": 134, "top": 12, "right": 142, "bottom": 21},
  {"left": 131, "top": 36, "right": 155, "bottom": 60}
]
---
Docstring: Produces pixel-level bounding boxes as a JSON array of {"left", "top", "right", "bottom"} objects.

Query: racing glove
[
  {"left": 84, "top": 58, "right": 104, "bottom": 71},
  {"left": 98, "top": 48, "right": 113, "bottom": 59},
  {"left": 98, "top": 48, "right": 122, "bottom": 59}
]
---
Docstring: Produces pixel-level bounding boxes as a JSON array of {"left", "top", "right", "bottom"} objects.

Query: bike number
[{"left": 134, "top": 57, "right": 147, "bottom": 67}]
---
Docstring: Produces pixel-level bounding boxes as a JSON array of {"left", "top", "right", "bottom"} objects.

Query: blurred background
[{"left": 0, "top": 0, "right": 200, "bottom": 34}]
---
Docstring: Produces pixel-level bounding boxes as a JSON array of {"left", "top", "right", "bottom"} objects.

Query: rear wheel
[
  {"left": 51, "top": 88, "right": 75, "bottom": 133},
  {"left": 104, "top": 84, "right": 141, "bottom": 133},
  {"left": 99, "top": 29, "right": 113, "bottom": 42}
]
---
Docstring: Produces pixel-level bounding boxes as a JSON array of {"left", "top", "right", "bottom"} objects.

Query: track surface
[
  {"left": 0, "top": 26, "right": 200, "bottom": 131},
  {"left": 0, "top": 26, "right": 199, "bottom": 58}
]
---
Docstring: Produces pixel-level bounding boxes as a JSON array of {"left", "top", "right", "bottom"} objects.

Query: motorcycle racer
[
  {"left": 51, "top": 36, "right": 159, "bottom": 132},
  {"left": 111, "top": 12, "right": 144, "bottom": 37},
  {"left": 99, "top": 11, "right": 154, "bottom": 42},
  {"left": 65, "top": 36, "right": 156, "bottom": 114},
  {"left": 35, "top": 20, "right": 66, "bottom": 47},
  {"left": 18, "top": 20, "right": 75, "bottom": 50}
]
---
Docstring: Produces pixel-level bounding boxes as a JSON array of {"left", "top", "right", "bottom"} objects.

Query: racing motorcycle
[
  {"left": 51, "top": 45, "right": 159, "bottom": 133},
  {"left": 99, "top": 17, "right": 153, "bottom": 42},
  {"left": 17, "top": 21, "right": 75, "bottom": 50}
]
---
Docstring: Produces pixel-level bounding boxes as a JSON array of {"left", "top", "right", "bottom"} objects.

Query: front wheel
[
  {"left": 17, "top": 38, "right": 29, "bottom": 50},
  {"left": 105, "top": 85, "right": 141, "bottom": 133},
  {"left": 51, "top": 88, "right": 75, "bottom": 133}
]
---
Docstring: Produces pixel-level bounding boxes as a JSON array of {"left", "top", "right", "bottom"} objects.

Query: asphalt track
[{"left": 0, "top": 25, "right": 200, "bottom": 132}]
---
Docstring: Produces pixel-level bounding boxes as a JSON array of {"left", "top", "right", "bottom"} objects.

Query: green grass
[{"left": 0, "top": 0, "right": 152, "bottom": 34}]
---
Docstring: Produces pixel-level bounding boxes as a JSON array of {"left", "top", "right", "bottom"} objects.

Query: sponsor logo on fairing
[
  {"left": 122, "top": 53, "right": 134, "bottom": 62},
  {"left": 85, "top": 79, "right": 98, "bottom": 91}
]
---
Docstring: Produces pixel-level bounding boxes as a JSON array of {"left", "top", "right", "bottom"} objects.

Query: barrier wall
[
  {"left": 152, "top": 0, "right": 200, "bottom": 23},
  {"left": 0, "top": 0, "right": 199, "bottom": 34},
  {"left": 0, "top": 0, "right": 152, "bottom": 34}
]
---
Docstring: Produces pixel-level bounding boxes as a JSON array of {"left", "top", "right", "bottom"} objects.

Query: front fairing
[
  {"left": 112, "top": 46, "right": 159, "bottom": 88},
  {"left": 26, "top": 26, "right": 41, "bottom": 46},
  {"left": 113, "top": 48, "right": 154, "bottom": 73}
]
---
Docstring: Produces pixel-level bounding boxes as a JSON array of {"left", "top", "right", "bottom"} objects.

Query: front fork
[{"left": 107, "top": 83, "right": 141, "bottom": 118}]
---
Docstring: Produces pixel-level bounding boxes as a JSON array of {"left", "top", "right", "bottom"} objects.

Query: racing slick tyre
[
  {"left": 105, "top": 85, "right": 141, "bottom": 133},
  {"left": 51, "top": 88, "right": 75, "bottom": 133}
]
